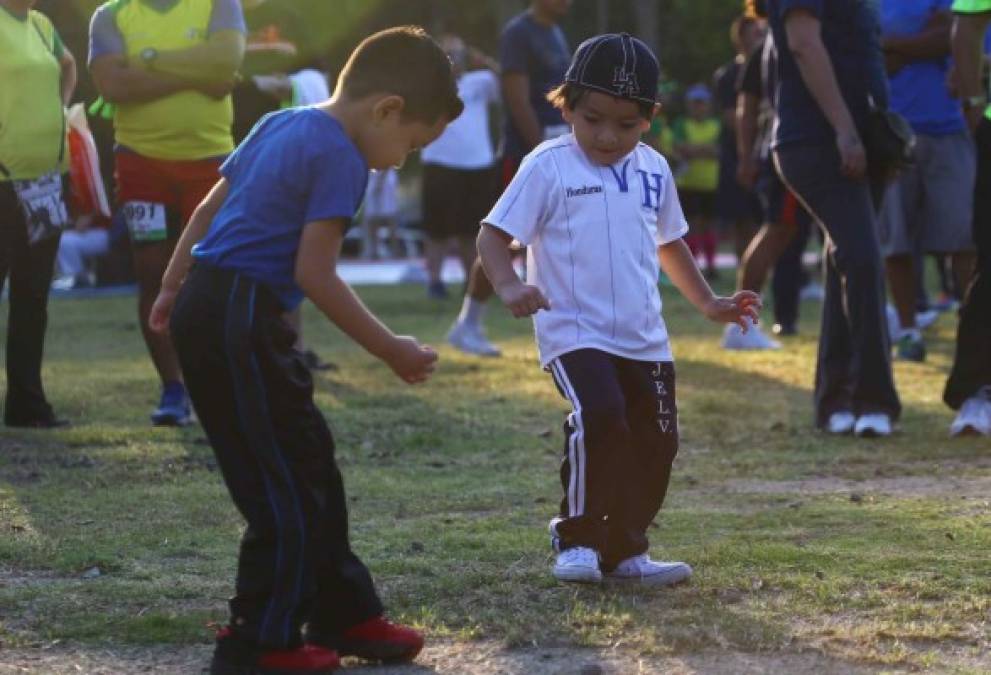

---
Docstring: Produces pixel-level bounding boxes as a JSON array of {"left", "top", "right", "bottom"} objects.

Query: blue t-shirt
[
  {"left": 881, "top": 0, "right": 963, "bottom": 135},
  {"left": 192, "top": 108, "right": 367, "bottom": 310},
  {"left": 499, "top": 11, "right": 571, "bottom": 159},
  {"left": 768, "top": 0, "right": 889, "bottom": 148}
]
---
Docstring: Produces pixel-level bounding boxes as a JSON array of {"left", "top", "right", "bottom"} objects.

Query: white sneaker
[
  {"left": 826, "top": 411, "right": 856, "bottom": 434},
  {"left": 950, "top": 388, "right": 991, "bottom": 437},
  {"left": 854, "top": 413, "right": 892, "bottom": 438},
  {"left": 605, "top": 553, "right": 693, "bottom": 586},
  {"left": 446, "top": 321, "right": 501, "bottom": 357},
  {"left": 553, "top": 546, "right": 602, "bottom": 583},
  {"left": 721, "top": 318, "right": 781, "bottom": 350}
]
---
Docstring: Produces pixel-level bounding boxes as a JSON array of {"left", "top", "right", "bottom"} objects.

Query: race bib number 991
[{"left": 123, "top": 201, "right": 167, "bottom": 243}]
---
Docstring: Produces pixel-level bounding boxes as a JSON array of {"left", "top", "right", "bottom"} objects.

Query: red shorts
[{"left": 115, "top": 150, "right": 222, "bottom": 242}]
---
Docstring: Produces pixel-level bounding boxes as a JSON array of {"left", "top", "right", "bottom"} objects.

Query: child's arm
[
  {"left": 477, "top": 224, "right": 549, "bottom": 317},
  {"left": 658, "top": 238, "right": 761, "bottom": 331},
  {"left": 148, "top": 178, "right": 229, "bottom": 333},
  {"left": 296, "top": 219, "right": 437, "bottom": 384}
]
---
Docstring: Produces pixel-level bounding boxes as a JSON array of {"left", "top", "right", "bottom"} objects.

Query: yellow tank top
[
  {"left": 0, "top": 8, "right": 65, "bottom": 181},
  {"left": 110, "top": 0, "right": 234, "bottom": 160}
]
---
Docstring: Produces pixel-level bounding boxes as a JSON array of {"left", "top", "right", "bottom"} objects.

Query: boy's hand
[
  {"left": 149, "top": 288, "right": 177, "bottom": 334},
  {"left": 496, "top": 280, "right": 550, "bottom": 318},
  {"left": 384, "top": 336, "right": 438, "bottom": 384},
  {"left": 703, "top": 290, "right": 761, "bottom": 332}
]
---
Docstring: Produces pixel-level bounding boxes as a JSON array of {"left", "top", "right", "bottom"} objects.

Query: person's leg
[
  {"left": 447, "top": 161, "right": 513, "bottom": 356},
  {"left": 547, "top": 350, "right": 629, "bottom": 561},
  {"left": 777, "top": 145, "right": 900, "bottom": 428},
  {"left": 771, "top": 210, "right": 811, "bottom": 333},
  {"left": 56, "top": 229, "right": 86, "bottom": 278},
  {"left": 116, "top": 152, "right": 191, "bottom": 423},
  {"left": 172, "top": 269, "right": 349, "bottom": 671},
  {"left": 945, "top": 119, "right": 991, "bottom": 418},
  {"left": 1, "top": 183, "right": 61, "bottom": 426},
  {"left": 604, "top": 360, "right": 679, "bottom": 568}
]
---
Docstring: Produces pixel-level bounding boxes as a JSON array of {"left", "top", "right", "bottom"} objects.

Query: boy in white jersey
[{"left": 477, "top": 34, "right": 762, "bottom": 584}]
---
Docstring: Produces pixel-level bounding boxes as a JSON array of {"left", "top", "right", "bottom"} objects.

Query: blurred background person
[
  {"left": 674, "top": 84, "right": 721, "bottom": 279},
  {"left": 446, "top": 0, "right": 572, "bottom": 357},
  {"left": 361, "top": 168, "right": 401, "bottom": 260},
  {"left": 421, "top": 35, "right": 500, "bottom": 300},
  {"left": 768, "top": 0, "right": 901, "bottom": 437},
  {"left": 714, "top": 13, "right": 765, "bottom": 266},
  {"left": 0, "top": 0, "right": 76, "bottom": 427},
  {"left": 877, "top": 0, "right": 976, "bottom": 362},
  {"left": 88, "top": 0, "right": 245, "bottom": 426}
]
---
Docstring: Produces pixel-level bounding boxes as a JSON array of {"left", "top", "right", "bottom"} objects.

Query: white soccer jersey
[{"left": 483, "top": 133, "right": 689, "bottom": 368}]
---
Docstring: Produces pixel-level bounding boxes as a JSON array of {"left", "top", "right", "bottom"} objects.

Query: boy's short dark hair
[
  {"left": 337, "top": 26, "right": 463, "bottom": 124},
  {"left": 547, "top": 82, "right": 655, "bottom": 120}
]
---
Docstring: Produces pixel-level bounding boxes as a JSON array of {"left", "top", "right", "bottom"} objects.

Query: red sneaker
[
  {"left": 211, "top": 627, "right": 340, "bottom": 675},
  {"left": 337, "top": 616, "right": 424, "bottom": 663}
]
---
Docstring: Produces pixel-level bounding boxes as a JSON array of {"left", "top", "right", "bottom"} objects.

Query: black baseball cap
[{"left": 564, "top": 33, "right": 659, "bottom": 106}]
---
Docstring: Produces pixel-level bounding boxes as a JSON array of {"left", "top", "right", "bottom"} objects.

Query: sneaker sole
[
  {"left": 553, "top": 567, "right": 603, "bottom": 584},
  {"left": 338, "top": 638, "right": 423, "bottom": 663},
  {"left": 151, "top": 414, "right": 194, "bottom": 427},
  {"left": 210, "top": 657, "right": 338, "bottom": 675},
  {"left": 604, "top": 566, "right": 693, "bottom": 587}
]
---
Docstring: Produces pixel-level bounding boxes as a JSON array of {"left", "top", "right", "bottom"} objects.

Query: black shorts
[
  {"left": 678, "top": 189, "right": 716, "bottom": 221},
  {"left": 421, "top": 163, "right": 497, "bottom": 240},
  {"left": 756, "top": 158, "right": 810, "bottom": 228}
]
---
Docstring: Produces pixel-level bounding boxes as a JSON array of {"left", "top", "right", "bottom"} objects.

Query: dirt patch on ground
[
  {"left": 0, "top": 641, "right": 884, "bottom": 675},
  {"left": 715, "top": 474, "right": 991, "bottom": 498}
]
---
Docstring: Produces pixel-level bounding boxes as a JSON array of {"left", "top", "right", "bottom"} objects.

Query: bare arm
[
  {"left": 59, "top": 47, "right": 77, "bottom": 105},
  {"left": 148, "top": 178, "right": 229, "bottom": 332},
  {"left": 296, "top": 220, "right": 437, "bottom": 383},
  {"left": 952, "top": 11, "right": 991, "bottom": 132},
  {"left": 477, "top": 224, "right": 549, "bottom": 317},
  {"left": 785, "top": 9, "right": 866, "bottom": 178},
  {"left": 658, "top": 238, "right": 760, "bottom": 329},
  {"left": 736, "top": 91, "right": 760, "bottom": 188},
  {"left": 90, "top": 54, "right": 198, "bottom": 104},
  {"left": 503, "top": 72, "right": 543, "bottom": 150},
  {"left": 883, "top": 10, "right": 951, "bottom": 62},
  {"left": 151, "top": 30, "right": 245, "bottom": 83}
]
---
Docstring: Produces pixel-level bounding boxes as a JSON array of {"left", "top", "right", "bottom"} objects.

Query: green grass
[{"left": 1, "top": 281, "right": 989, "bottom": 671}]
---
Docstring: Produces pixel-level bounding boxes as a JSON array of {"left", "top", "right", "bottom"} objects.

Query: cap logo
[{"left": 612, "top": 66, "right": 640, "bottom": 97}]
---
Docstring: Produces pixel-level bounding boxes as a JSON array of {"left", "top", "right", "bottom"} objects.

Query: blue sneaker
[{"left": 151, "top": 381, "right": 192, "bottom": 426}]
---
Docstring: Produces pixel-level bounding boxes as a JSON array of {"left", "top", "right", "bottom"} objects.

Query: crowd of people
[{"left": 1, "top": 0, "right": 989, "bottom": 671}]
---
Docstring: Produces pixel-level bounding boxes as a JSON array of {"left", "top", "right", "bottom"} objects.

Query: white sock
[{"left": 457, "top": 296, "right": 487, "bottom": 329}]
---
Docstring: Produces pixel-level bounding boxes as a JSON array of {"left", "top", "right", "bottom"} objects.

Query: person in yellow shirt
[
  {"left": 0, "top": 0, "right": 77, "bottom": 427},
  {"left": 88, "top": 0, "right": 245, "bottom": 426},
  {"left": 673, "top": 84, "right": 721, "bottom": 278}
]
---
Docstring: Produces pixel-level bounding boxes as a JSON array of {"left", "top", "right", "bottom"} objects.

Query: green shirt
[{"left": 0, "top": 7, "right": 65, "bottom": 181}]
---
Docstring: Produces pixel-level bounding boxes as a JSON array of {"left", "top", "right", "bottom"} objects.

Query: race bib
[
  {"left": 123, "top": 201, "right": 167, "bottom": 243},
  {"left": 12, "top": 171, "right": 68, "bottom": 245}
]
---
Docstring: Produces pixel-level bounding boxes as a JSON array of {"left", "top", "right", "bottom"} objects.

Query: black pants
[
  {"left": 547, "top": 349, "right": 678, "bottom": 570},
  {"left": 171, "top": 265, "right": 382, "bottom": 650},
  {"left": 772, "top": 217, "right": 812, "bottom": 329},
  {"left": 775, "top": 144, "right": 901, "bottom": 427},
  {"left": 0, "top": 181, "right": 60, "bottom": 425},
  {"left": 945, "top": 119, "right": 991, "bottom": 408}
]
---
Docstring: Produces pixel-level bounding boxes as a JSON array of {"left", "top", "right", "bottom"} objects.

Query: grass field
[{"left": 0, "top": 280, "right": 988, "bottom": 673}]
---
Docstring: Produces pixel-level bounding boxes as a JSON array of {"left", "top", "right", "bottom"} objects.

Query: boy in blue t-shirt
[{"left": 148, "top": 26, "right": 462, "bottom": 675}]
